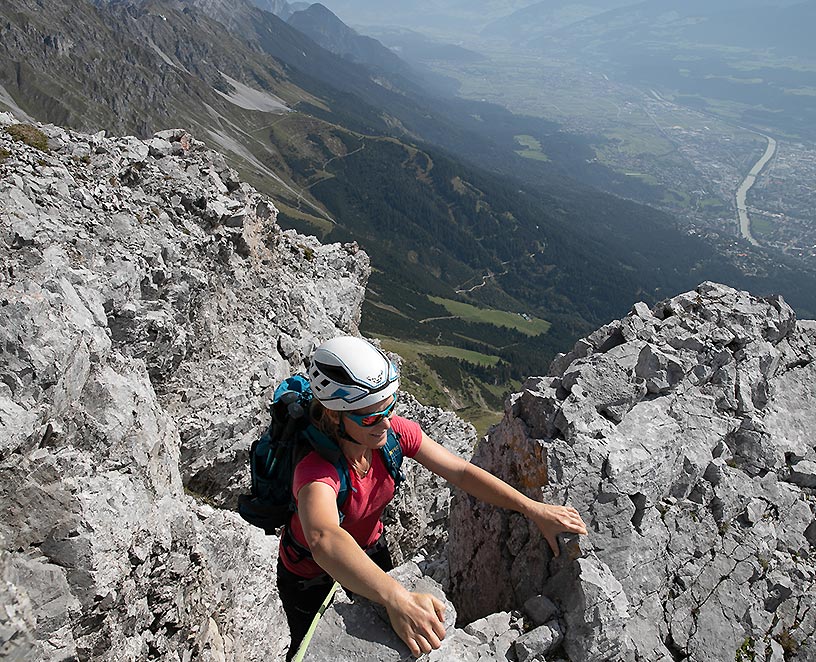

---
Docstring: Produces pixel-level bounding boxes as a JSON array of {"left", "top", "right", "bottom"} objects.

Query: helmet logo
[{"left": 368, "top": 368, "right": 384, "bottom": 384}]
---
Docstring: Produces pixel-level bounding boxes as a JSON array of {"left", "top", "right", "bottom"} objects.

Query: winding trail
[{"left": 736, "top": 134, "right": 777, "bottom": 247}]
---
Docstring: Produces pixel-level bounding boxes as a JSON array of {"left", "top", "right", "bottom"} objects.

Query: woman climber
[{"left": 276, "top": 336, "right": 587, "bottom": 660}]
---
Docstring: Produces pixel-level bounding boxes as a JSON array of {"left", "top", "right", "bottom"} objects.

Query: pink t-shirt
[{"left": 279, "top": 416, "right": 423, "bottom": 578}]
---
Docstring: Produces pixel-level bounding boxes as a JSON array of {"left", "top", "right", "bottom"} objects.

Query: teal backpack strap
[
  {"left": 380, "top": 430, "right": 405, "bottom": 492},
  {"left": 334, "top": 455, "right": 352, "bottom": 524},
  {"left": 301, "top": 425, "right": 342, "bottom": 464},
  {"left": 301, "top": 425, "right": 353, "bottom": 523}
]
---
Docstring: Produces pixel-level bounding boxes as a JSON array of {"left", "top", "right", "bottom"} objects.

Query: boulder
[{"left": 304, "top": 562, "right": 500, "bottom": 662}]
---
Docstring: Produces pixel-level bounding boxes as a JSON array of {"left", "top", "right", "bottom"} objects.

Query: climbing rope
[{"left": 291, "top": 581, "right": 340, "bottom": 662}]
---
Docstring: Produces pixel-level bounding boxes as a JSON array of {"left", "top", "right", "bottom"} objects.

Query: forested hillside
[{"left": 2, "top": 0, "right": 815, "bottom": 427}]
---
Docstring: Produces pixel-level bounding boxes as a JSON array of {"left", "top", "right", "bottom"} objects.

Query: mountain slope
[
  {"left": 286, "top": 3, "right": 458, "bottom": 96},
  {"left": 481, "top": 0, "right": 638, "bottom": 39},
  {"left": 287, "top": 3, "right": 406, "bottom": 70},
  {"left": 3, "top": 0, "right": 815, "bottom": 425}
]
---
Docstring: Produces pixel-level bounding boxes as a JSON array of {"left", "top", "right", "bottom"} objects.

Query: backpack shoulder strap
[
  {"left": 334, "top": 455, "right": 352, "bottom": 521},
  {"left": 380, "top": 430, "right": 406, "bottom": 491},
  {"left": 300, "top": 424, "right": 353, "bottom": 522},
  {"left": 301, "top": 424, "right": 342, "bottom": 464}
]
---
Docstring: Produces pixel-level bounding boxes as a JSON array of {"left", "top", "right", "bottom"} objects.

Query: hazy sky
[{"left": 311, "top": 0, "right": 539, "bottom": 38}]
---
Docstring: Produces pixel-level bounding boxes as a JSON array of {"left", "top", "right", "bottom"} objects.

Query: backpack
[{"left": 237, "top": 375, "right": 406, "bottom": 537}]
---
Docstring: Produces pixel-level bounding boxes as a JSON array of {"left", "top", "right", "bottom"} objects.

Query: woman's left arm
[{"left": 413, "top": 433, "right": 587, "bottom": 556}]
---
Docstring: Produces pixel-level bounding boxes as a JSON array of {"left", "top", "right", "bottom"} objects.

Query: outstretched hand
[
  {"left": 527, "top": 502, "right": 588, "bottom": 556},
  {"left": 385, "top": 590, "right": 447, "bottom": 658}
]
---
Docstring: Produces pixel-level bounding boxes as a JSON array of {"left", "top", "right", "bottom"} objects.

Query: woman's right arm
[{"left": 297, "top": 481, "right": 447, "bottom": 657}]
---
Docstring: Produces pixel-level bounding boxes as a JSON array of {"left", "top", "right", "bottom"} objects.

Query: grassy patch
[
  {"left": 516, "top": 149, "right": 550, "bottom": 162},
  {"left": 624, "top": 172, "right": 659, "bottom": 185},
  {"left": 514, "top": 134, "right": 549, "bottom": 161},
  {"left": 367, "top": 299, "right": 411, "bottom": 319},
  {"left": 600, "top": 128, "right": 674, "bottom": 158},
  {"left": 662, "top": 188, "right": 691, "bottom": 208},
  {"left": 783, "top": 87, "right": 816, "bottom": 96},
  {"left": 274, "top": 203, "right": 335, "bottom": 237},
  {"left": 703, "top": 74, "right": 764, "bottom": 85},
  {"left": 750, "top": 215, "right": 774, "bottom": 237},
  {"left": 0, "top": 147, "right": 9, "bottom": 163},
  {"left": 382, "top": 337, "right": 500, "bottom": 367},
  {"left": 380, "top": 337, "right": 505, "bottom": 435},
  {"left": 735, "top": 636, "right": 756, "bottom": 662},
  {"left": 700, "top": 197, "right": 726, "bottom": 210},
  {"left": 5, "top": 124, "right": 49, "bottom": 151},
  {"left": 459, "top": 406, "right": 504, "bottom": 436},
  {"left": 429, "top": 296, "right": 550, "bottom": 336}
]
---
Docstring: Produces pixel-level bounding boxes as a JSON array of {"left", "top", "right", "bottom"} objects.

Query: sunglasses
[{"left": 343, "top": 394, "right": 398, "bottom": 427}]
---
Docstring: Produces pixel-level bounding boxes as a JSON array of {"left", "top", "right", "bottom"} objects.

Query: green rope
[{"left": 291, "top": 582, "right": 340, "bottom": 662}]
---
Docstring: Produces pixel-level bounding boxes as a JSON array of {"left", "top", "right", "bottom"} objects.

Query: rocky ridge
[
  {"left": 445, "top": 281, "right": 816, "bottom": 661},
  {"left": 0, "top": 116, "right": 475, "bottom": 661}
]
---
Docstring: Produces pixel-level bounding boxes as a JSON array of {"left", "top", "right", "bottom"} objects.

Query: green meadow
[{"left": 429, "top": 296, "right": 551, "bottom": 335}]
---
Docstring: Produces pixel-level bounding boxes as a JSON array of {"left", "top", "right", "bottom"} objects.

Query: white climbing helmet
[{"left": 308, "top": 336, "right": 399, "bottom": 411}]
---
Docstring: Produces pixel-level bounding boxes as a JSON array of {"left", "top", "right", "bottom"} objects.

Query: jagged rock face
[
  {"left": 384, "top": 396, "right": 477, "bottom": 577},
  {"left": 448, "top": 282, "right": 816, "bottom": 662},
  {"left": 1, "top": 114, "right": 370, "bottom": 505},
  {"left": 0, "top": 115, "right": 479, "bottom": 661},
  {"left": 0, "top": 115, "right": 367, "bottom": 661}
]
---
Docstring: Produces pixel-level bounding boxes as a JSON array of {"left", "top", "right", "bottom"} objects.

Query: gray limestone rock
[
  {"left": 787, "top": 459, "right": 816, "bottom": 488},
  {"left": 449, "top": 282, "right": 816, "bottom": 662},
  {"left": 384, "top": 394, "right": 477, "bottom": 578},
  {"left": 523, "top": 594, "right": 559, "bottom": 626},
  {"left": 0, "top": 121, "right": 368, "bottom": 661},
  {"left": 304, "top": 562, "right": 490, "bottom": 662},
  {"left": 463, "top": 612, "right": 520, "bottom": 660},
  {"left": 513, "top": 620, "right": 564, "bottom": 662}
]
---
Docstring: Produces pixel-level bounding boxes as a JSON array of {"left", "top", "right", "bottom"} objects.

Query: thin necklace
[{"left": 353, "top": 451, "right": 371, "bottom": 477}]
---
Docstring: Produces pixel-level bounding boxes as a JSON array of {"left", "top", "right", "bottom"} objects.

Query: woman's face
[{"left": 340, "top": 394, "right": 397, "bottom": 448}]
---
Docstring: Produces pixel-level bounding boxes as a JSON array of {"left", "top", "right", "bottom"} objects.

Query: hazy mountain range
[
  {"left": 505, "top": 0, "right": 816, "bottom": 53},
  {"left": 2, "top": 0, "right": 815, "bottom": 423}
]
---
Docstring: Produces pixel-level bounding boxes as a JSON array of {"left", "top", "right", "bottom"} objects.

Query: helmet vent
[{"left": 313, "top": 360, "right": 354, "bottom": 385}]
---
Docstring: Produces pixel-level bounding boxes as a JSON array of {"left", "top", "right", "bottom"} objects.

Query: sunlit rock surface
[
  {"left": 448, "top": 281, "right": 816, "bottom": 662},
  {"left": 0, "top": 114, "right": 477, "bottom": 661}
]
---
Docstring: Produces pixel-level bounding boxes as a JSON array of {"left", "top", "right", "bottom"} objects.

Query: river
[{"left": 735, "top": 134, "right": 777, "bottom": 246}]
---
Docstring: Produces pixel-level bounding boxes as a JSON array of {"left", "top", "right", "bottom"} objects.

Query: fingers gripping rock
[{"left": 303, "top": 562, "right": 491, "bottom": 661}]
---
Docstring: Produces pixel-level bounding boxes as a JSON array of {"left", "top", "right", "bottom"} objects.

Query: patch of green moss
[
  {"left": 0, "top": 147, "right": 9, "bottom": 163},
  {"left": 735, "top": 637, "right": 756, "bottom": 662},
  {"left": 5, "top": 124, "right": 49, "bottom": 151}
]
